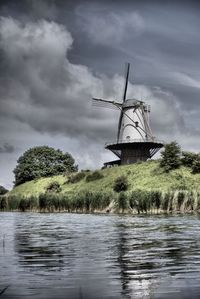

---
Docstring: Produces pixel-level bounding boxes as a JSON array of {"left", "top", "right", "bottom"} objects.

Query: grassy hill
[
  {"left": 8, "top": 160, "right": 200, "bottom": 197},
  {"left": 3, "top": 160, "right": 200, "bottom": 214}
]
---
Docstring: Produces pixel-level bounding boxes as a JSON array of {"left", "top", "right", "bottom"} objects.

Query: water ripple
[{"left": 0, "top": 213, "right": 200, "bottom": 298}]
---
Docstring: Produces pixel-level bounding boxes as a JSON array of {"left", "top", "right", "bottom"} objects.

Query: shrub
[
  {"left": 46, "top": 181, "right": 61, "bottom": 193},
  {"left": 7, "top": 196, "right": 21, "bottom": 210},
  {"left": 177, "top": 191, "right": 185, "bottom": 210},
  {"left": 129, "top": 190, "right": 150, "bottom": 213},
  {"left": 129, "top": 192, "right": 138, "bottom": 211},
  {"left": 85, "top": 171, "right": 104, "bottom": 182},
  {"left": 100, "top": 192, "right": 111, "bottom": 210},
  {"left": 59, "top": 195, "right": 70, "bottom": 211},
  {"left": 116, "top": 192, "right": 128, "bottom": 212},
  {"left": 181, "top": 151, "right": 199, "bottom": 167},
  {"left": 39, "top": 193, "right": 48, "bottom": 210},
  {"left": 39, "top": 193, "right": 62, "bottom": 211},
  {"left": 69, "top": 191, "right": 111, "bottom": 212},
  {"left": 0, "top": 186, "right": 8, "bottom": 195},
  {"left": 161, "top": 192, "right": 173, "bottom": 211},
  {"left": 89, "top": 192, "right": 101, "bottom": 211},
  {"left": 0, "top": 196, "right": 7, "bottom": 210},
  {"left": 73, "top": 193, "right": 85, "bottom": 211},
  {"left": 185, "top": 191, "right": 194, "bottom": 210},
  {"left": 197, "top": 192, "right": 200, "bottom": 210},
  {"left": 160, "top": 141, "right": 181, "bottom": 172},
  {"left": 171, "top": 173, "right": 188, "bottom": 190},
  {"left": 28, "top": 196, "right": 39, "bottom": 209},
  {"left": 67, "top": 172, "right": 86, "bottom": 183},
  {"left": 149, "top": 191, "right": 162, "bottom": 210},
  {"left": 19, "top": 198, "right": 29, "bottom": 212},
  {"left": 192, "top": 156, "right": 200, "bottom": 174},
  {"left": 113, "top": 175, "right": 128, "bottom": 192}
]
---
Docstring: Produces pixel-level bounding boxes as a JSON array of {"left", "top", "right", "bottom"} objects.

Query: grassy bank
[{"left": 3, "top": 160, "right": 200, "bottom": 214}]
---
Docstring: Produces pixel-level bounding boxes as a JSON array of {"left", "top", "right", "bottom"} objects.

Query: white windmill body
[
  {"left": 92, "top": 63, "right": 163, "bottom": 167},
  {"left": 119, "top": 100, "right": 153, "bottom": 142}
]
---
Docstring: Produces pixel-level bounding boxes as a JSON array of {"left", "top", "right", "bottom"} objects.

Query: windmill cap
[{"left": 122, "top": 99, "right": 150, "bottom": 109}]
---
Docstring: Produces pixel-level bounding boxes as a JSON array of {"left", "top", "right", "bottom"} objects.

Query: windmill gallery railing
[{"left": 105, "top": 138, "right": 164, "bottom": 147}]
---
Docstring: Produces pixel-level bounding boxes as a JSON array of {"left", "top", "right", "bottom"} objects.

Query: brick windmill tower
[{"left": 92, "top": 63, "right": 163, "bottom": 167}]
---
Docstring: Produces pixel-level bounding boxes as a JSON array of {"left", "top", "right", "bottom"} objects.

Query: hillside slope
[{"left": 9, "top": 160, "right": 200, "bottom": 197}]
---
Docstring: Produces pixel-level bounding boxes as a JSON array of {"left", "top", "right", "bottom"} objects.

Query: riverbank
[
  {"left": 2, "top": 160, "right": 200, "bottom": 214},
  {"left": 1, "top": 189, "right": 200, "bottom": 214}
]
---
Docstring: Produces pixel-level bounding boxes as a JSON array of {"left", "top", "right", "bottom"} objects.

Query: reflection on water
[
  {"left": 15, "top": 222, "right": 65, "bottom": 271},
  {"left": 0, "top": 213, "right": 200, "bottom": 298}
]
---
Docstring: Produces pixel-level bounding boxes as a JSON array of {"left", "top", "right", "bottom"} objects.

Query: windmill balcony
[
  {"left": 105, "top": 138, "right": 164, "bottom": 147},
  {"left": 105, "top": 138, "right": 164, "bottom": 163}
]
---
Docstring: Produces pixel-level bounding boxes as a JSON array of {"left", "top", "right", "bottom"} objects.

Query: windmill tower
[{"left": 92, "top": 63, "right": 163, "bottom": 167}]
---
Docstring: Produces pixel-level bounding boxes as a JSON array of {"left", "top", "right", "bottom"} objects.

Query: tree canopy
[
  {"left": 160, "top": 141, "right": 181, "bottom": 172},
  {"left": 181, "top": 151, "right": 199, "bottom": 167},
  {"left": 13, "top": 146, "right": 78, "bottom": 186}
]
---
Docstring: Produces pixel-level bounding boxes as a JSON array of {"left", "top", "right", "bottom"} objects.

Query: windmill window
[{"left": 126, "top": 136, "right": 130, "bottom": 140}]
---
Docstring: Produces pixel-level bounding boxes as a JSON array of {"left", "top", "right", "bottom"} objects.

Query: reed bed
[{"left": 1, "top": 189, "right": 200, "bottom": 213}]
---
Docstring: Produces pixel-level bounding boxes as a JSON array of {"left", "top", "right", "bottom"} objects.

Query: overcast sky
[{"left": 1, "top": 0, "right": 200, "bottom": 189}]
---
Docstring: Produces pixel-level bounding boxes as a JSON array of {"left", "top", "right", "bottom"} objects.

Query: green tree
[
  {"left": 160, "top": 141, "right": 181, "bottom": 172},
  {"left": 181, "top": 151, "right": 199, "bottom": 167},
  {"left": 0, "top": 186, "right": 8, "bottom": 195},
  {"left": 14, "top": 146, "right": 78, "bottom": 186}
]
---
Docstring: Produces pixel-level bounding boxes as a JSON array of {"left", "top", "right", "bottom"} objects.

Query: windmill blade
[
  {"left": 92, "top": 98, "right": 121, "bottom": 110},
  {"left": 117, "top": 63, "right": 130, "bottom": 141},
  {"left": 92, "top": 98, "right": 120, "bottom": 105},
  {"left": 92, "top": 101, "right": 119, "bottom": 110},
  {"left": 122, "top": 62, "right": 130, "bottom": 102}
]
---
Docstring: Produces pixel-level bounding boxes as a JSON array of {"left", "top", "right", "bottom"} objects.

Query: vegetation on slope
[
  {"left": 1, "top": 142, "right": 200, "bottom": 214},
  {"left": 2, "top": 160, "right": 200, "bottom": 214}
]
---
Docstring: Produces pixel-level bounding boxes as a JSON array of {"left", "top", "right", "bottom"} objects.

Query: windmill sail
[
  {"left": 117, "top": 63, "right": 130, "bottom": 141},
  {"left": 122, "top": 62, "right": 130, "bottom": 102}
]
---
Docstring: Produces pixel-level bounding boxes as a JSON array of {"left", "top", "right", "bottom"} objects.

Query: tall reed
[{"left": 4, "top": 189, "right": 200, "bottom": 214}]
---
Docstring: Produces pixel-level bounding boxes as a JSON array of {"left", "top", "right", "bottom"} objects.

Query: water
[{"left": 0, "top": 213, "right": 200, "bottom": 299}]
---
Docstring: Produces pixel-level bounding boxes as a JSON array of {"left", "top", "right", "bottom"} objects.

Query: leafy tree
[
  {"left": 160, "top": 141, "right": 181, "bottom": 172},
  {"left": 181, "top": 151, "right": 199, "bottom": 167},
  {"left": 14, "top": 146, "right": 78, "bottom": 186},
  {"left": 0, "top": 185, "right": 8, "bottom": 195}
]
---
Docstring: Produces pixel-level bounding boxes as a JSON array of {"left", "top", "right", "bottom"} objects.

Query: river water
[{"left": 0, "top": 212, "right": 200, "bottom": 299}]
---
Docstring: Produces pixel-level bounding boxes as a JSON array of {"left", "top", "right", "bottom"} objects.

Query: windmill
[{"left": 92, "top": 63, "right": 163, "bottom": 167}]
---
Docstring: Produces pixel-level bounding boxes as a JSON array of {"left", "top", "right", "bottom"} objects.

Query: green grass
[
  {"left": 9, "top": 160, "right": 200, "bottom": 197},
  {"left": 6, "top": 160, "right": 200, "bottom": 213}
]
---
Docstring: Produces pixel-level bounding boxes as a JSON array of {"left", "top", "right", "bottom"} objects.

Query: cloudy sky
[{"left": 1, "top": 0, "right": 200, "bottom": 189}]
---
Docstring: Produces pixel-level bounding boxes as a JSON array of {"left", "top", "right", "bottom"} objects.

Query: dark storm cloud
[
  {"left": 0, "top": 11, "right": 185, "bottom": 140},
  {"left": 0, "top": 143, "right": 15, "bottom": 154},
  {"left": 0, "top": 0, "right": 200, "bottom": 187},
  {"left": 0, "top": 16, "right": 122, "bottom": 143}
]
